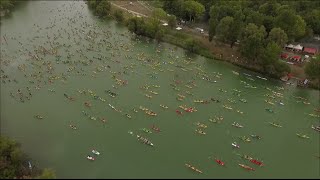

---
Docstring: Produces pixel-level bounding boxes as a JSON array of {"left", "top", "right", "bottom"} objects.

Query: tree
[
  {"left": 259, "top": 42, "right": 281, "bottom": 68},
  {"left": 268, "top": 27, "right": 288, "bottom": 47},
  {"left": 259, "top": 1, "right": 281, "bottom": 16},
  {"left": 113, "top": 10, "right": 124, "bottom": 22},
  {"left": 95, "top": 0, "right": 111, "bottom": 17},
  {"left": 304, "top": 9, "right": 320, "bottom": 35},
  {"left": 181, "top": 0, "right": 205, "bottom": 22},
  {"left": 275, "top": 9, "right": 306, "bottom": 41},
  {"left": 240, "top": 23, "right": 267, "bottom": 61},
  {"left": 305, "top": 56, "right": 320, "bottom": 81},
  {"left": 167, "top": 15, "right": 177, "bottom": 28},
  {"left": 152, "top": 8, "right": 167, "bottom": 21},
  {"left": 161, "top": 0, "right": 183, "bottom": 18},
  {"left": 185, "top": 38, "right": 199, "bottom": 53},
  {"left": 208, "top": 18, "right": 218, "bottom": 41},
  {"left": 216, "top": 16, "right": 234, "bottom": 42}
]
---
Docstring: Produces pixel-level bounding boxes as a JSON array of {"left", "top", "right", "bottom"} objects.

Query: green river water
[{"left": 0, "top": 1, "right": 319, "bottom": 178}]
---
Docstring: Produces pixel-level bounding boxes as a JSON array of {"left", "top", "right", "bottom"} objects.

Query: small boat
[
  {"left": 34, "top": 115, "right": 43, "bottom": 119},
  {"left": 232, "top": 122, "right": 243, "bottom": 128},
  {"left": 141, "top": 128, "right": 152, "bottom": 134},
  {"left": 126, "top": 114, "right": 132, "bottom": 119},
  {"left": 136, "top": 135, "right": 154, "bottom": 147},
  {"left": 215, "top": 158, "right": 225, "bottom": 166},
  {"left": 265, "top": 108, "right": 274, "bottom": 113},
  {"left": 296, "top": 133, "right": 310, "bottom": 139},
  {"left": 28, "top": 161, "right": 32, "bottom": 170},
  {"left": 250, "top": 135, "right": 262, "bottom": 140},
  {"left": 87, "top": 155, "right": 95, "bottom": 161},
  {"left": 195, "top": 129, "right": 206, "bottom": 135},
  {"left": 232, "top": 142, "right": 240, "bottom": 148},
  {"left": 151, "top": 125, "right": 161, "bottom": 132},
  {"left": 269, "top": 122, "right": 282, "bottom": 128},
  {"left": 250, "top": 159, "right": 264, "bottom": 166},
  {"left": 239, "top": 136, "right": 251, "bottom": 142},
  {"left": 185, "top": 163, "right": 203, "bottom": 174},
  {"left": 69, "top": 125, "right": 77, "bottom": 130},
  {"left": 238, "top": 164, "right": 255, "bottom": 171},
  {"left": 311, "top": 125, "right": 320, "bottom": 132},
  {"left": 239, "top": 99, "right": 247, "bottom": 103},
  {"left": 160, "top": 104, "right": 168, "bottom": 109},
  {"left": 92, "top": 149, "right": 100, "bottom": 155},
  {"left": 175, "top": 110, "right": 183, "bottom": 115}
]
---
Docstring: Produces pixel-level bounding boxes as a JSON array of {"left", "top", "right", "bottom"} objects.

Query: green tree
[
  {"left": 267, "top": 27, "right": 288, "bottom": 47},
  {"left": 185, "top": 38, "right": 199, "bottom": 53},
  {"left": 161, "top": 0, "right": 183, "bottom": 18},
  {"left": 181, "top": 0, "right": 205, "bottom": 22},
  {"left": 152, "top": 8, "right": 166, "bottom": 21},
  {"left": 113, "top": 10, "right": 124, "bottom": 22},
  {"left": 259, "top": 1, "right": 281, "bottom": 16},
  {"left": 304, "top": 9, "right": 320, "bottom": 35},
  {"left": 240, "top": 23, "right": 267, "bottom": 61},
  {"left": 275, "top": 9, "right": 306, "bottom": 41},
  {"left": 167, "top": 15, "right": 177, "bottom": 28},
  {"left": 259, "top": 42, "right": 281, "bottom": 67},
  {"left": 216, "top": 16, "right": 234, "bottom": 42},
  {"left": 208, "top": 18, "right": 218, "bottom": 41},
  {"left": 95, "top": 0, "right": 111, "bottom": 17},
  {"left": 305, "top": 56, "right": 320, "bottom": 81}
]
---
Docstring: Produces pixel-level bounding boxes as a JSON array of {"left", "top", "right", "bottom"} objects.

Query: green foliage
[
  {"left": 216, "top": 16, "right": 234, "bottom": 42},
  {"left": 161, "top": 0, "right": 183, "bottom": 18},
  {"left": 240, "top": 23, "right": 267, "bottom": 61},
  {"left": 275, "top": 9, "right": 306, "bottom": 41},
  {"left": 152, "top": 8, "right": 166, "bottom": 21},
  {"left": 113, "top": 10, "right": 124, "bottom": 22},
  {"left": 267, "top": 27, "right": 288, "bottom": 47},
  {"left": 167, "top": 15, "right": 177, "bottom": 28},
  {"left": 305, "top": 56, "right": 320, "bottom": 80},
  {"left": 304, "top": 9, "right": 320, "bottom": 35},
  {"left": 127, "top": 17, "right": 165, "bottom": 40},
  {"left": 181, "top": 0, "right": 205, "bottom": 22},
  {"left": 0, "top": 0, "right": 16, "bottom": 10},
  {"left": 0, "top": 136, "right": 55, "bottom": 179},
  {"left": 185, "top": 38, "right": 200, "bottom": 53},
  {"left": 95, "top": 0, "right": 111, "bottom": 17},
  {"left": 35, "top": 168, "right": 56, "bottom": 179}
]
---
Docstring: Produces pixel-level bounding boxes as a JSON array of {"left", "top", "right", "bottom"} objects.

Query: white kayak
[
  {"left": 232, "top": 142, "right": 240, "bottom": 148},
  {"left": 87, "top": 155, "right": 95, "bottom": 161},
  {"left": 92, "top": 150, "right": 100, "bottom": 155}
]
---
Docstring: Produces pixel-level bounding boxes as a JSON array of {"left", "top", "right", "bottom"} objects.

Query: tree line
[
  {"left": 85, "top": 0, "right": 319, "bottom": 83},
  {"left": 0, "top": 136, "right": 56, "bottom": 179}
]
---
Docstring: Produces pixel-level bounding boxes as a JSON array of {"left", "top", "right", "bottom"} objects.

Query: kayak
[
  {"left": 311, "top": 125, "right": 320, "bottom": 132},
  {"left": 215, "top": 158, "right": 225, "bottom": 166},
  {"left": 195, "top": 129, "right": 206, "bottom": 135},
  {"left": 269, "top": 122, "right": 282, "bottom": 128},
  {"left": 239, "top": 163, "right": 255, "bottom": 171},
  {"left": 265, "top": 108, "right": 274, "bottom": 113},
  {"left": 151, "top": 125, "right": 161, "bottom": 132},
  {"left": 232, "top": 142, "right": 240, "bottom": 148},
  {"left": 250, "top": 135, "right": 262, "bottom": 140},
  {"left": 92, "top": 149, "right": 100, "bottom": 155},
  {"left": 87, "top": 155, "right": 95, "bottom": 161},
  {"left": 296, "top": 133, "right": 310, "bottom": 139},
  {"left": 232, "top": 122, "right": 243, "bottom": 128},
  {"left": 250, "top": 159, "right": 264, "bottom": 166},
  {"left": 185, "top": 163, "right": 203, "bottom": 174},
  {"left": 141, "top": 128, "right": 152, "bottom": 134},
  {"left": 136, "top": 135, "right": 154, "bottom": 147}
]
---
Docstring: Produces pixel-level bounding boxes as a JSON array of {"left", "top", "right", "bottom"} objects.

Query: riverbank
[{"left": 106, "top": 1, "right": 319, "bottom": 90}]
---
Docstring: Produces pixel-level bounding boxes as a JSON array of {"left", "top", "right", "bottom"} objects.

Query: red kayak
[
  {"left": 175, "top": 110, "right": 182, "bottom": 115},
  {"left": 215, "top": 158, "right": 225, "bottom": 166},
  {"left": 250, "top": 159, "right": 264, "bottom": 166}
]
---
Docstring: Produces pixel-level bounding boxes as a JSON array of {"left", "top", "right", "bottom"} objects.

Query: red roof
[
  {"left": 292, "top": 55, "right": 301, "bottom": 59},
  {"left": 303, "top": 47, "right": 317, "bottom": 54},
  {"left": 281, "top": 53, "right": 288, "bottom": 58}
]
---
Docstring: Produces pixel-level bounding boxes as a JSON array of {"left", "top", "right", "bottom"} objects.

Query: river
[{"left": 0, "top": 1, "right": 319, "bottom": 178}]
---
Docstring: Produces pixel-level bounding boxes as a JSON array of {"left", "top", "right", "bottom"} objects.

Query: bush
[{"left": 113, "top": 10, "right": 124, "bottom": 22}]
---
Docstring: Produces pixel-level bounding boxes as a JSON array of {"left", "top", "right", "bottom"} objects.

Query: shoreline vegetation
[
  {"left": 0, "top": 0, "right": 19, "bottom": 17},
  {"left": 86, "top": 0, "right": 320, "bottom": 90},
  {"left": 0, "top": 136, "right": 56, "bottom": 179}
]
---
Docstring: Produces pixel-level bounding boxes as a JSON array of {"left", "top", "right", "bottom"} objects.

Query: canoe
[
  {"left": 238, "top": 164, "right": 255, "bottom": 171},
  {"left": 296, "top": 133, "right": 310, "bottom": 139}
]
